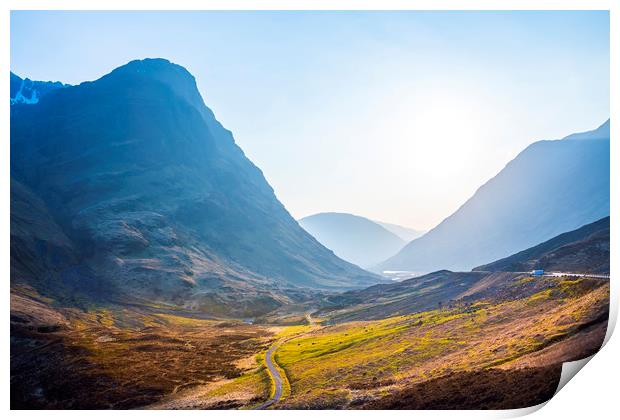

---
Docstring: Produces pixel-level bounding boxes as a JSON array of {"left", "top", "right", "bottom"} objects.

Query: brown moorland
[
  {"left": 11, "top": 286, "right": 274, "bottom": 409},
  {"left": 10, "top": 274, "right": 608, "bottom": 410}
]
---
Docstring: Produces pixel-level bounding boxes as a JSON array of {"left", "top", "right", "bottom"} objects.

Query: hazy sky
[{"left": 11, "top": 11, "right": 609, "bottom": 230}]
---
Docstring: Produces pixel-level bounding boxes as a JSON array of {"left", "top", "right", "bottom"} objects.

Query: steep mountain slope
[
  {"left": 10, "top": 72, "right": 67, "bottom": 105},
  {"left": 11, "top": 180, "right": 80, "bottom": 293},
  {"left": 10, "top": 59, "right": 379, "bottom": 316},
  {"left": 299, "top": 212, "right": 405, "bottom": 268},
  {"left": 377, "top": 120, "right": 610, "bottom": 273},
  {"left": 475, "top": 217, "right": 609, "bottom": 274},
  {"left": 373, "top": 220, "right": 425, "bottom": 242}
]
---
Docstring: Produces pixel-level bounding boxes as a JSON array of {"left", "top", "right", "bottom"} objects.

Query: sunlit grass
[
  {"left": 272, "top": 278, "right": 608, "bottom": 407},
  {"left": 154, "top": 313, "right": 217, "bottom": 327}
]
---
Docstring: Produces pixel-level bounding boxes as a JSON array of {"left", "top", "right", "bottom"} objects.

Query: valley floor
[{"left": 10, "top": 273, "right": 609, "bottom": 410}]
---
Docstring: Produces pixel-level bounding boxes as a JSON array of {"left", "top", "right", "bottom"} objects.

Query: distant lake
[{"left": 382, "top": 271, "right": 424, "bottom": 282}]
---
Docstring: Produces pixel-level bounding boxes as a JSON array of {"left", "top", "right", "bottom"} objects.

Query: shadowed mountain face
[
  {"left": 10, "top": 59, "right": 379, "bottom": 316},
  {"left": 475, "top": 217, "right": 610, "bottom": 274},
  {"left": 377, "top": 120, "right": 610, "bottom": 273},
  {"left": 299, "top": 212, "right": 405, "bottom": 268}
]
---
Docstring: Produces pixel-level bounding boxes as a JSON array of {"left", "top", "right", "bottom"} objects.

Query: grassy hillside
[
  {"left": 275, "top": 275, "right": 608, "bottom": 408},
  {"left": 320, "top": 270, "right": 496, "bottom": 322}
]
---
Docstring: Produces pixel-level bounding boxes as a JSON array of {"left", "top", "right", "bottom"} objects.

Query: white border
[{"left": 3, "top": 1, "right": 617, "bottom": 419}]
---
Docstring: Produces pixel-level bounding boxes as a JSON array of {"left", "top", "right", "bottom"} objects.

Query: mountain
[
  {"left": 373, "top": 220, "right": 425, "bottom": 242},
  {"left": 321, "top": 270, "right": 491, "bottom": 322},
  {"left": 298, "top": 212, "right": 405, "bottom": 268},
  {"left": 10, "top": 59, "right": 379, "bottom": 317},
  {"left": 11, "top": 179, "right": 78, "bottom": 291},
  {"left": 377, "top": 120, "right": 610, "bottom": 273},
  {"left": 474, "top": 216, "right": 609, "bottom": 274},
  {"left": 321, "top": 215, "right": 610, "bottom": 322},
  {"left": 10, "top": 72, "right": 68, "bottom": 105}
]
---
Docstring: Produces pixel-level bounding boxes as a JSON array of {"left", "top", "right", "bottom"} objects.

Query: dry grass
[
  {"left": 11, "top": 296, "right": 275, "bottom": 409},
  {"left": 11, "top": 275, "right": 609, "bottom": 410},
  {"left": 275, "top": 277, "right": 608, "bottom": 408}
]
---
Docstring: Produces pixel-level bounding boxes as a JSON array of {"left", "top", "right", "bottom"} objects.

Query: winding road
[
  {"left": 254, "top": 312, "right": 316, "bottom": 409},
  {"left": 545, "top": 271, "right": 609, "bottom": 279},
  {"left": 253, "top": 340, "right": 285, "bottom": 409},
  {"left": 474, "top": 270, "right": 610, "bottom": 279}
]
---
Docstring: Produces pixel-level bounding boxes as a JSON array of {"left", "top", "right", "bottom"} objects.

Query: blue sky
[{"left": 11, "top": 11, "right": 609, "bottom": 230}]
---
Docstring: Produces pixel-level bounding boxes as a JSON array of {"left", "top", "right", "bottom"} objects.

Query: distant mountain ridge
[
  {"left": 299, "top": 212, "right": 405, "bottom": 268},
  {"left": 10, "top": 72, "right": 68, "bottom": 105},
  {"left": 377, "top": 120, "right": 610, "bottom": 273},
  {"left": 475, "top": 217, "right": 610, "bottom": 274},
  {"left": 10, "top": 59, "right": 379, "bottom": 317},
  {"left": 373, "top": 220, "right": 425, "bottom": 242}
]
